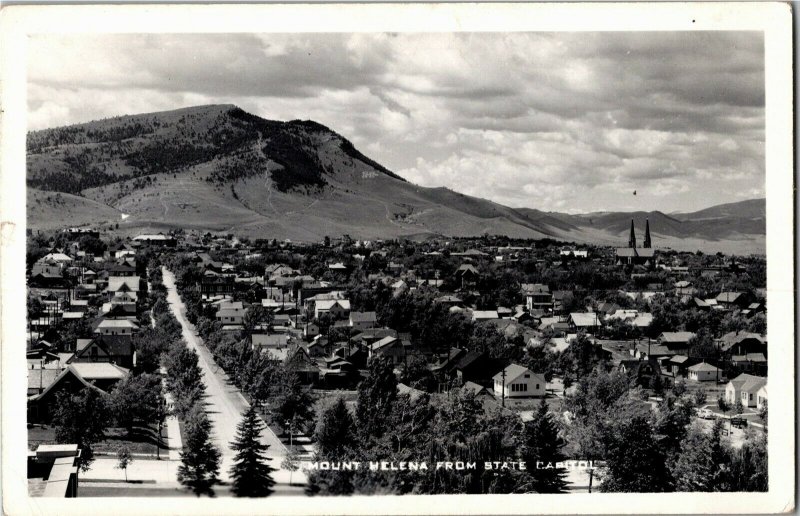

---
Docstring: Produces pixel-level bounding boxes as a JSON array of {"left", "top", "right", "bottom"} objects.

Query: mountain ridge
[{"left": 26, "top": 105, "right": 765, "bottom": 255}]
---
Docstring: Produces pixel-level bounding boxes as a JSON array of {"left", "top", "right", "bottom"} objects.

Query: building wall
[{"left": 493, "top": 374, "right": 545, "bottom": 398}]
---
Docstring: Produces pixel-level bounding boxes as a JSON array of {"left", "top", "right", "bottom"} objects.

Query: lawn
[{"left": 28, "top": 424, "right": 169, "bottom": 458}]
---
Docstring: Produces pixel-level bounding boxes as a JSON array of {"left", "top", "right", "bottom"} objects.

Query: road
[{"left": 161, "top": 268, "right": 307, "bottom": 489}]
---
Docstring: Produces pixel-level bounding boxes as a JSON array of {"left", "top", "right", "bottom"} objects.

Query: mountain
[{"left": 26, "top": 105, "right": 765, "bottom": 254}]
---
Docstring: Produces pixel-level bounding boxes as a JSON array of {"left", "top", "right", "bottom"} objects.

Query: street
[{"left": 161, "top": 268, "right": 307, "bottom": 489}]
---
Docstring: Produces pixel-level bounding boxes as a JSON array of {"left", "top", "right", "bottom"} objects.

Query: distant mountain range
[{"left": 26, "top": 105, "right": 765, "bottom": 255}]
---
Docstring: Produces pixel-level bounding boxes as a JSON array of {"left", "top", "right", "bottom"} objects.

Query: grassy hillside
[{"left": 26, "top": 105, "right": 766, "bottom": 254}]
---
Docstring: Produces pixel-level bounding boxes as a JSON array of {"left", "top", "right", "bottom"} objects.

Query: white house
[
  {"left": 492, "top": 364, "right": 546, "bottom": 399},
  {"left": 687, "top": 362, "right": 720, "bottom": 382},
  {"left": 726, "top": 373, "right": 767, "bottom": 408},
  {"left": 315, "top": 299, "right": 351, "bottom": 319},
  {"left": 756, "top": 383, "right": 768, "bottom": 410},
  {"left": 216, "top": 301, "right": 245, "bottom": 325}
]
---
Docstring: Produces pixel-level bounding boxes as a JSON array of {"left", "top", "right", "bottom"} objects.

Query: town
[{"left": 25, "top": 222, "right": 768, "bottom": 497}]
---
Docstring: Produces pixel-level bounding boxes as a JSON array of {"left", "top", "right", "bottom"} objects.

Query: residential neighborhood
[{"left": 25, "top": 226, "right": 769, "bottom": 496}]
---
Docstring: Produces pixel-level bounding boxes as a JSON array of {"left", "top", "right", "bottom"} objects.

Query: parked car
[
  {"left": 730, "top": 417, "right": 748, "bottom": 428},
  {"left": 697, "top": 408, "right": 716, "bottom": 420}
]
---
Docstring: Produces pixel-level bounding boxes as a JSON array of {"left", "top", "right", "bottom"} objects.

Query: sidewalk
[{"left": 160, "top": 366, "right": 183, "bottom": 460}]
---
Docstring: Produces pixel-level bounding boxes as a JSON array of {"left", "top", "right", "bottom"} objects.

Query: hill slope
[{"left": 27, "top": 105, "right": 765, "bottom": 254}]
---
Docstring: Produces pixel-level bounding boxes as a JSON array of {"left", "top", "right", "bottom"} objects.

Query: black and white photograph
[{"left": 0, "top": 3, "right": 794, "bottom": 515}]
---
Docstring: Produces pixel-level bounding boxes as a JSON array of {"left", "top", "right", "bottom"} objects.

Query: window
[
  {"left": 536, "top": 384, "right": 540, "bottom": 390},
  {"left": 524, "top": 374, "right": 530, "bottom": 378}
]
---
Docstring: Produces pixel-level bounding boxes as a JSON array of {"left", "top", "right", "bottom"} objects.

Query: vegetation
[{"left": 230, "top": 406, "right": 276, "bottom": 497}]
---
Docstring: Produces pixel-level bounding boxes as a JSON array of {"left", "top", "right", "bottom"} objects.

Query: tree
[
  {"left": 315, "top": 398, "right": 357, "bottom": 458},
  {"left": 601, "top": 415, "right": 672, "bottom": 492},
  {"left": 116, "top": 446, "right": 133, "bottom": 482},
  {"left": 693, "top": 387, "right": 707, "bottom": 406},
  {"left": 242, "top": 304, "right": 272, "bottom": 343},
  {"left": 178, "top": 405, "right": 221, "bottom": 496},
  {"left": 672, "top": 421, "right": 730, "bottom": 492},
  {"left": 521, "top": 399, "right": 568, "bottom": 493},
  {"left": 229, "top": 406, "right": 276, "bottom": 497},
  {"left": 758, "top": 400, "right": 768, "bottom": 425},
  {"left": 52, "top": 388, "right": 112, "bottom": 472},
  {"left": 271, "top": 368, "right": 315, "bottom": 435},
  {"left": 110, "top": 373, "right": 162, "bottom": 433},
  {"left": 281, "top": 445, "right": 302, "bottom": 486},
  {"left": 307, "top": 397, "right": 358, "bottom": 495},
  {"left": 355, "top": 357, "right": 398, "bottom": 440}
]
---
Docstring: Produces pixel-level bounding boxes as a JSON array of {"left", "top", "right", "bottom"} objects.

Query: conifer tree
[
  {"left": 178, "top": 405, "right": 221, "bottom": 496},
  {"left": 521, "top": 399, "right": 568, "bottom": 493},
  {"left": 229, "top": 405, "right": 276, "bottom": 497}
]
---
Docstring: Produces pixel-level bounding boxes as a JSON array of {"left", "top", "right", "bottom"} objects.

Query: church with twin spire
[{"left": 615, "top": 219, "right": 656, "bottom": 267}]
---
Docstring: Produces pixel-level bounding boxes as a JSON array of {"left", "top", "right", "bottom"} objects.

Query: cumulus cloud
[{"left": 27, "top": 31, "right": 764, "bottom": 212}]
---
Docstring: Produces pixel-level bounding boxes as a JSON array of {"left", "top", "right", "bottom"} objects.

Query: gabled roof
[
  {"left": 316, "top": 299, "right": 351, "bottom": 311},
  {"left": 728, "top": 373, "right": 767, "bottom": 392},
  {"left": 455, "top": 264, "right": 479, "bottom": 275},
  {"left": 717, "top": 292, "right": 744, "bottom": 303},
  {"left": 569, "top": 312, "right": 599, "bottom": 327},
  {"left": 455, "top": 351, "right": 485, "bottom": 371},
  {"left": 493, "top": 363, "right": 538, "bottom": 384}
]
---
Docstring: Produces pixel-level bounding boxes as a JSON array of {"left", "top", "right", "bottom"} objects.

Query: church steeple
[
  {"left": 628, "top": 219, "right": 637, "bottom": 248},
  {"left": 643, "top": 218, "right": 652, "bottom": 248}
]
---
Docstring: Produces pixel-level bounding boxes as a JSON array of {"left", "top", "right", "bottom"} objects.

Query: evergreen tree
[
  {"left": 178, "top": 405, "right": 221, "bottom": 496},
  {"left": 521, "top": 399, "right": 568, "bottom": 493},
  {"left": 315, "top": 397, "right": 357, "bottom": 458},
  {"left": 229, "top": 406, "right": 276, "bottom": 497},
  {"left": 601, "top": 415, "right": 672, "bottom": 492}
]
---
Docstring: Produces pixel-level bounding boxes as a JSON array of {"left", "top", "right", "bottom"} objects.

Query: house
[
  {"left": 756, "top": 383, "right": 767, "bottom": 410},
  {"left": 730, "top": 353, "right": 767, "bottom": 375},
  {"left": 455, "top": 264, "right": 479, "bottom": 289},
  {"left": 198, "top": 275, "right": 235, "bottom": 297},
  {"left": 521, "top": 283, "right": 552, "bottom": 311},
  {"left": 315, "top": 299, "right": 351, "bottom": 319},
  {"left": 687, "top": 362, "right": 721, "bottom": 382},
  {"left": 618, "top": 357, "right": 662, "bottom": 386},
  {"left": 368, "top": 336, "right": 407, "bottom": 365},
  {"left": 27, "top": 444, "right": 81, "bottom": 498},
  {"left": 28, "top": 362, "right": 129, "bottom": 423},
  {"left": 674, "top": 280, "right": 695, "bottom": 296},
  {"left": 216, "top": 301, "right": 245, "bottom": 325},
  {"left": 106, "top": 276, "right": 141, "bottom": 299},
  {"left": 492, "top": 364, "right": 545, "bottom": 399},
  {"left": 716, "top": 291, "right": 753, "bottom": 310},
  {"left": 93, "top": 319, "right": 139, "bottom": 337},
  {"left": 349, "top": 311, "right": 377, "bottom": 331},
  {"left": 664, "top": 355, "right": 695, "bottom": 377},
  {"left": 657, "top": 332, "right": 696, "bottom": 355},
  {"left": 717, "top": 332, "right": 766, "bottom": 357},
  {"left": 726, "top": 373, "right": 767, "bottom": 408},
  {"left": 454, "top": 351, "right": 487, "bottom": 385},
  {"left": 568, "top": 312, "right": 599, "bottom": 332},
  {"left": 68, "top": 334, "right": 136, "bottom": 369}
]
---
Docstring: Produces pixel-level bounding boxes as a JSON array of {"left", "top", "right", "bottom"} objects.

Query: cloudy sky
[{"left": 28, "top": 32, "right": 764, "bottom": 213}]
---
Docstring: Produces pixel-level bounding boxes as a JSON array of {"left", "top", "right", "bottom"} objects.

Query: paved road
[{"left": 161, "top": 268, "right": 307, "bottom": 489}]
